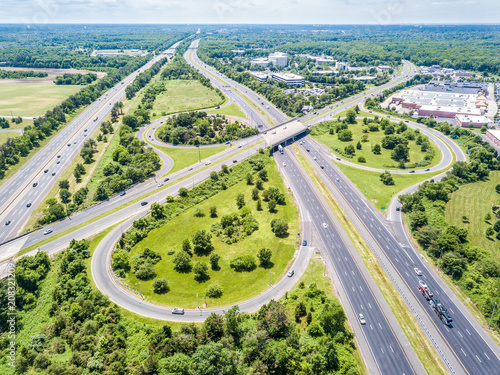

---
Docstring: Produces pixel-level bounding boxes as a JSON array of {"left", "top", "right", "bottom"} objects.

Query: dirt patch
[{"left": 0, "top": 67, "right": 107, "bottom": 84}]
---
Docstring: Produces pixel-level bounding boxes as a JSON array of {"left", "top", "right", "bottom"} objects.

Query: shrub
[
  {"left": 193, "top": 261, "right": 209, "bottom": 281},
  {"left": 270, "top": 218, "right": 288, "bottom": 237},
  {"left": 257, "top": 247, "right": 272, "bottom": 266},
  {"left": 153, "top": 278, "right": 169, "bottom": 294},
  {"left": 210, "top": 206, "right": 217, "bottom": 217},
  {"left": 357, "top": 156, "right": 366, "bottom": 163},
  {"left": 209, "top": 253, "right": 220, "bottom": 270},
  {"left": 206, "top": 284, "right": 223, "bottom": 298},
  {"left": 135, "top": 261, "right": 156, "bottom": 280},
  {"left": 230, "top": 255, "right": 256, "bottom": 271},
  {"left": 173, "top": 251, "right": 192, "bottom": 272}
]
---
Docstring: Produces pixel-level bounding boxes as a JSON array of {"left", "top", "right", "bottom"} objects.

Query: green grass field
[
  {"left": 310, "top": 119, "right": 439, "bottom": 170},
  {"left": 445, "top": 171, "right": 500, "bottom": 262},
  {"left": 0, "top": 82, "right": 83, "bottom": 117},
  {"left": 123, "top": 161, "right": 299, "bottom": 308},
  {"left": 0, "top": 131, "right": 20, "bottom": 143},
  {"left": 151, "top": 80, "right": 224, "bottom": 117},
  {"left": 206, "top": 103, "right": 246, "bottom": 118},
  {"left": 336, "top": 162, "right": 440, "bottom": 212},
  {"left": 152, "top": 143, "right": 228, "bottom": 175}
]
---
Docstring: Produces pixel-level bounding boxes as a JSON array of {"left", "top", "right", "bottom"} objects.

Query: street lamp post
[
  {"left": 269, "top": 271, "right": 275, "bottom": 286},
  {"left": 135, "top": 282, "right": 143, "bottom": 299},
  {"left": 439, "top": 247, "right": 443, "bottom": 272},
  {"left": 489, "top": 302, "right": 497, "bottom": 329}
]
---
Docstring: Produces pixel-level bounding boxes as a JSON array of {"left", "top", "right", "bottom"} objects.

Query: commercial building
[
  {"left": 268, "top": 52, "right": 288, "bottom": 67},
  {"left": 455, "top": 114, "right": 492, "bottom": 128},
  {"left": 336, "top": 61, "right": 349, "bottom": 71},
  {"left": 486, "top": 129, "right": 500, "bottom": 146},
  {"left": 250, "top": 57, "right": 270, "bottom": 67},
  {"left": 314, "top": 57, "right": 335, "bottom": 65},
  {"left": 422, "top": 80, "right": 488, "bottom": 95},
  {"left": 232, "top": 50, "right": 245, "bottom": 55},
  {"left": 354, "top": 75, "right": 377, "bottom": 82},
  {"left": 249, "top": 71, "right": 268, "bottom": 82},
  {"left": 270, "top": 72, "right": 304, "bottom": 86}
]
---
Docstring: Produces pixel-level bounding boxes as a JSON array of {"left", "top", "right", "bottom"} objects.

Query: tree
[
  {"left": 346, "top": 108, "right": 356, "bottom": 124},
  {"left": 206, "top": 284, "right": 223, "bottom": 298},
  {"left": 209, "top": 253, "right": 220, "bottom": 270},
  {"left": 210, "top": 206, "right": 217, "bottom": 217},
  {"left": 485, "top": 212, "right": 492, "bottom": 222},
  {"left": 236, "top": 193, "right": 245, "bottom": 209},
  {"left": 337, "top": 129, "right": 353, "bottom": 142},
  {"left": 252, "top": 187, "right": 259, "bottom": 200},
  {"left": 193, "top": 262, "right": 209, "bottom": 281},
  {"left": 173, "top": 251, "right": 192, "bottom": 272},
  {"left": 372, "top": 144, "right": 381, "bottom": 154},
  {"left": 486, "top": 227, "right": 495, "bottom": 238},
  {"left": 256, "top": 178, "right": 264, "bottom": 190},
  {"left": 411, "top": 211, "right": 427, "bottom": 230},
  {"left": 94, "top": 185, "right": 108, "bottom": 201},
  {"left": 344, "top": 144, "right": 355, "bottom": 155},
  {"left": 380, "top": 171, "right": 395, "bottom": 185},
  {"left": 153, "top": 278, "right": 169, "bottom": 294},
  {"left": 179, "top": 187, "right": 189, "bottom": 197},
  {"left": 135, "top": 261, "right": 155, "bottom": 280},
  {"left": 319, "top": 299, "right": 346, "bottom": 337},
  {"left": 256, "top": 199, "right": 262, "bottom": 211},
  {"left": 210, "top": 171, "right": 218, "bottom": 181},
  {"left": 442, "top": 252, "right": 467, "bottom": 279},
  {"left": 270, "top": 218, "right": 288, "bottom": 237},
  {"left": 190, "top": 342, "right": 238, "bottom": 375},
  {"left": 112, "top": 251, "right": 130, "bottom": 273},
  {"left": 391, "top": 143, "right": 409, "bottom": 161},
  {"left": 257, "top": 248, "right": 272, "bottom": 266},
  {"left": 356, "top": 141, "right": 362, "bottom": 150},
  {"left": 258, "top": 169, "right": 268, "bottom": 180},
  {"left": 151, "top": 202, "right": 165, "bottom": 220},
  {"left": 182, "top": 238, "right": 192, "bottom": 255},
  {"left": 192, "top": 230, "right": 213, "bottom": 254},
  {"left": 496, "top": 184, "right": 500, "bottom": 194},
  {"left": 58, "top": 180, "right": 69, "bottom": 190},
  {"left": 246, "top": 173, "right": 254, "bottom": 185},
  {"left": 494, "top": 220, "right": 500, "bottom": 233},
  {"left": 268, "top": 199, "right": 277, "bottom": 212},
  {"left": 59, "top": 189, "right": 71, "bottom": 204}
]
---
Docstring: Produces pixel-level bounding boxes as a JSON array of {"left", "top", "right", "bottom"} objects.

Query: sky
[{"left": 1, "top": 0, "right": 499, "bottom": 25}]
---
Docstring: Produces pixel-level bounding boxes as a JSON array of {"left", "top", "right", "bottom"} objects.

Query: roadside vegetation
[
  {"left": 206, "top": 102, "right": 246, "bottom": 118},
  {"left": 310, "top": 108, "right": 438, "bottom": 170},
  {"left": 399, "top": 129, "right": 500, "bottom": 332}
]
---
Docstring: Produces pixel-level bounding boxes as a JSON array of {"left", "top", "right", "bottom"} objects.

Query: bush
[
  {"left": 153, "top": 278, "right": 169, "bottom": 294},
  {"left": 135, "top": 261, "right": 156, "bottom": 280},
  {"left": 206, "top": 284, "right": 223, "bottom": 298},
  {"left": 230, "top": 255, "right": 256, "bottom": 272},
  {"left": 357, "top": 156, "right": 366, "bottom": 163},
  {"left": 173, "top": 251, "right": 192, "bottom": 272},
  {"left": 209, "top": 253, "right": 220, "bottom": 270},
  {"left": 380, "top": 171, "right": 395, "bottom": 186},
  {"left": 210, "top": 206, "right": 217, "bottom": 217},
  {"left": 257, "top": 247, "right": 272, "bottom": 266},
  {"left": 270, "top": 218, "right": 288, "bottom": 237},
  {"left": 494, "top": 220, "right": 500, "bottom": 233},
  {"left": 193, "top": 261, "right": 209, "bottom": 281}
]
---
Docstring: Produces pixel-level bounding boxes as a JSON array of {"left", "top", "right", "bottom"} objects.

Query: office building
[
  {"left": 268, "top": 52, "right": 288, "bottom": 67},
  {"left": 270, "top": 72, "right": 304, "bottom": 86}
]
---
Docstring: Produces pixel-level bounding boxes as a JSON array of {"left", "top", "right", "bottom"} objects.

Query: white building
[
  {"left": 249, "top": 71, "right": 268, "bottom": 82},
  {"left": 336, "top": 61, "right": 349, "bottom": 71},
  {"left": 270, "top": 72, "right": 304, "bottom": 86},
  {"left": 314, "top": 57, "right": 335, "bottom": 65},
  {"left": 232, "top": 50, "right": 245, "bottom": 55},
  {"left": 250, "top": 57, "right": 270, "bottom": 67},
  {"left": 455, "top": 114, "right": 492, "bottom": 128},
  {"left": 269, "top": 52, "right": 288, "bottom": 67}
]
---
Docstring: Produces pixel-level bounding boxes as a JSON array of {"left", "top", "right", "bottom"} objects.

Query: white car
[
  {"left": 205, "top": 161, "right": 212, "bottom": 165},
  {"left": 418, "top": 280, "right": 428, "bottom": 289},
  {"left": 43, "top": 228, "right": 53, "bottom": 235},
  {"left": 157, "top": 183, "right": 164, "bottom": 187},
  {"left": 283, "top": 162, "right": 286, "bottom": 167},
  {"left": 414, "top": 268, "right": 422, "bottom": 276},
  {"left": 358, "top": 314, "right": 366, "bottom": 325},
  {"left": 322, "top": 223, "right": 328, "bottom": 229},
  {"left": 287, "top": 270, "right": 294, "bottom": 277}
]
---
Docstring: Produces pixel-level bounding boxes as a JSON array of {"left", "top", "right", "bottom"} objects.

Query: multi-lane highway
[
  {"left": 298, "top": 138, "right": 500, "bottom": 375},
  {"left": 0, "top": 41, "right": 182, "bottom": 244}
]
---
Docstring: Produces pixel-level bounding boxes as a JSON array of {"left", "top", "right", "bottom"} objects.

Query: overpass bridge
[{"left": 262, "top": 119, "right": 309, "bottom": 152}]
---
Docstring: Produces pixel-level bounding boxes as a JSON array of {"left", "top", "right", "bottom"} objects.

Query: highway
[
  {"left": 0, "top": 41, "right": 183, "bottom": 244},
  {"left": 298, "top": 138, "right": 500, "bottom": 375}
]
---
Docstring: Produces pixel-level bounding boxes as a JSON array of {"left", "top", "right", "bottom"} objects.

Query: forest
[
  {"left": 54, "top": 73, "right": 97, "bottom": 85},
  {"left": 0, "top": 70, "right": 47, "bottom": 79}
]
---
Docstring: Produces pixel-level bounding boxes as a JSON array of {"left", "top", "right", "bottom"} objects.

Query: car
[
  {"left": 409, "top": 170, "right": 415, "bottom": 173},
  {"left": 84, "top": 129, "right": 87, "bottom": 132},
  {"left": 336, "top": 157, "right": 341, "bottom": 161},
  {"left": 396, "top": 206, "right": 401, "bottom": 211},
  {"left": 120, "top": 191, "right": 126, "bottom": 196},
  {"left": 271, "top": 131, "right": 276, "bottom": 134},
  {"left": 302, "top": 240, "right": 307, "bottom": 246},
  {"left": 44, "top": 169, "right": 49, "bottom": 173},
  {"left": 306, "top": 148, "right": 310, "bottom": 152},
  {"left": 5, "top": 221, "right": 11, "bottom": 226},
  {"left": 205, "top": 161, "right": 212, "bottom": 165},
  {"left": 141, "top": 201, "right": 148, "bottom": 206},
  {"left": 336, "top": 178, "right": 340, "bottom": 182},
  {"left": 233, "top": 159, "right": 237, "bottom": 163},
  {"left": 57, "top": 155, "right": 61, "bottom": 158},
  {"left": 414, "top": 268, "right": 422, "bottom": 276},
  {"left": 172, "top": 308, "right": 185, "bottom": 315},
  {"left": 283, "top": 126, "right": 287, "bottom": 129},
  {"left": 67, "top": 144, "right": 71, "bottom": 147},
  {"left": 52, "top": 172, "right": 55, "bottom": 176},
  {"left": 418, "top": 280, "right": 428, "bottom": 289},
  {"left": 164, "top": 178, "right": 170, "bottom": 182},
  {"left": 425, "top": 168, "right": 430, "bottom": 172},
  {"left": 157, "top": 183, "right": 164, "bottom": 187},
  {"left": 358, "top": 314, "right": 366, "bottom": 325},
  {"left": 238, "top": 145, "right": 242, "bottom": 148},
  {"left": 74, "top": 141, "right": 76, "bottom": 144},
  {"left": 322, "top": 223, "right": 328, "bottom": 229},
  {"left": 215, "top": 106, "right": 220, "bottom": 109},
  {"left": 405, "top": 120, "right": 409, "bottom": 123},
  {"left": 320, "top": 165, "right": 324, "bottom": 169},
  {"left": 263, "top": 132, "right": 267, "bottom": 135},
  {"left": 188, "top": 167, "right": 193, "bottom": 171},
  {"left": 313, "top": 156, "right": 317, "bottom": 160},
  {"left": 287, "top": 270, "right": 295, "bottom": 277},
  {"left": 225, "top": 141, "right": 230, "bottom": 145},
  {"left": 368, "top": 111, "right": 372, "bottom": 113},
  {"left": 26, "top": 203, "right": 32, "bottom": 208},
  {"left": 44, "top": 228, "right": 53, "bottom": 235},
  {"left": 33, "top": 182, "right": 38, "bottom": 187},
  {"left": 283, "top": 162, "right": 286, "bottom": 167}
]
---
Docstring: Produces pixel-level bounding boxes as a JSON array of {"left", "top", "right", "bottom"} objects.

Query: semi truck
[
  {"left": 429, "top": 298, "right": 453, "bottom": 326},
  {"left": 278, "top": 144, "right": 284, "bottom": 154}
]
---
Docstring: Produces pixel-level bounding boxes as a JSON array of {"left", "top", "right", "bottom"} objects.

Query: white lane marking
[
  {"left": 476, "top": 355, "right": 482, "bottom": 363},
  {"left": 485, "top": 353, "right": 490, "bottom": 360},
  {"left": 461, "top": 348, "right": 467, "bottom": 356},
  {"left": 368, "top": 303, "right": 372, "bottom": 309},
  {"left": 458, "top": 331, "right": 463, "bottom": 338},
  {"left": 380, "top": 347, "right": 384, "bottom": 354},
  {"left": 378, "top": 322, "right": 382, "bottom": 330},
  {"left": 466, "top": 329, "right": 471, "bottom": 335},
  {"left": 390, "top": 345, "right": 394, "bottom": 353}
]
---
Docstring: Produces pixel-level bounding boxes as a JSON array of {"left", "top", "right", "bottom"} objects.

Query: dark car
[
  {"left": 5, "top": 221, "right": 11, "bottom": 226},
  {"left": 409, "top": 170, "right": 415, "bottom": 173},
  {"left": 233, "top": 159, "right": 237, "bottom": 163},
  {"left": 26, "top": 203, "right": 32, "bottom": 208},
  {"left": 67, "top": 144, "right": 71, "bottom": 147},
  {"left": 120, "top": 191, "right": 126, "bottom": 196},
  {"left": 396, "top": 207, "right": 401, "bottom": 211},
  {"left": 141, "top": 201, "right": 148, "bottom": 206},
  {"left": 44, "top": 169, "right": 48, "bottom": 173},
  {"left": 33, "top": 182, "right": 38, "bottom": 187},
  {"left": 320, "top": 165, "right": 324, "bottom": 169},
  {"left": 52, "top": 172, "right": 56, "bottom": 176},
  {"left": 425, "top": 168, "right": 430, "bottom": 172},
  {"left": 302, "top": 240, "right": 307, "bottom": 246},
  {"left": 164, "top": 178, "right": 170, "bottom": 182},
  {"left": 57, "top": 155, "right": 61, "bottom": 158}
]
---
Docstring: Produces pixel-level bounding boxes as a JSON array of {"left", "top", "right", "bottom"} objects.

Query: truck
[
  {"left": 418, "top": 280, "right": 433, "bottom": 300},
  {"left": 278, "top": 144, "right": 284, "bottom": 154},
  {"left": 429, "top": 298, "right": 453, "bottom": 326}
]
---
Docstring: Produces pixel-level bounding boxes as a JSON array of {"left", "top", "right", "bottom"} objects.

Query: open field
[
  {"left": 0, "top": 66, "right": 106, "bottom": 84},
  {"left": 0, "top": 82, "right": 83, "bottom": 117},
  {"left": 310, "top": 119, "right": 439, "bottom": 170},
  {"left": 151, "top": 80, "right": 224, "bottom": 117},
  {"left": 123, "top": 161, "right": 299, "bottom": 308},
  {"left": 153, "top": 143, "right": 228, "bottom": 175},
  {"left": 335, "top": 162, "right": 440, "bottom": 212},
  {"left": 0, "top": 131, "right": 21, "bottom": 143},
  {"left": 206, "top": 102, "right": 246, "bottom": 118},
  {"left": 445, "top": 170, "right": 500, "bottom": 262}
]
